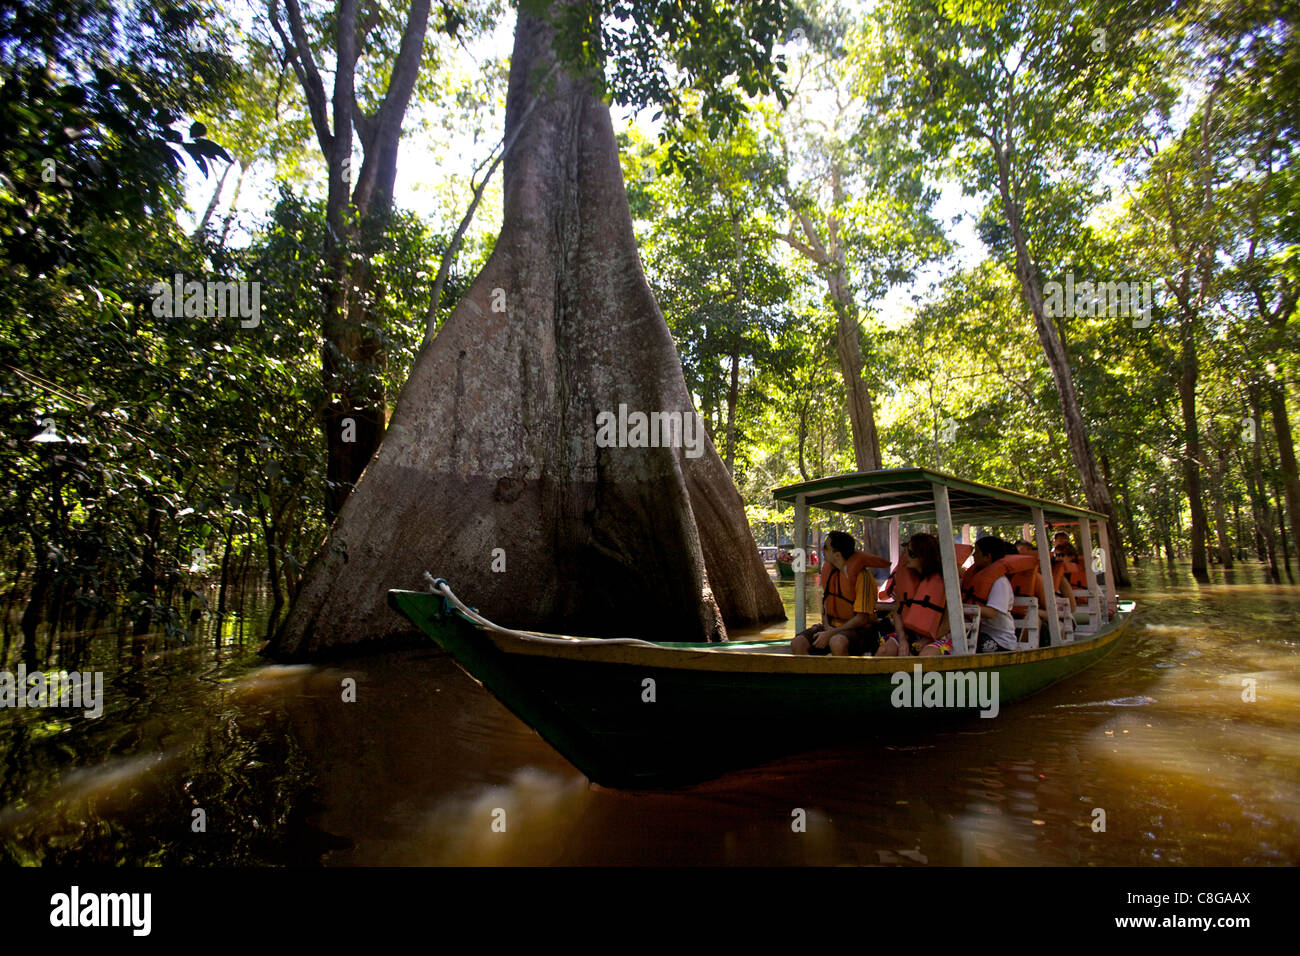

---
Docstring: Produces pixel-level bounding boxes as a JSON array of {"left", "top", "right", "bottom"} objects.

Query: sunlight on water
[{"left": 0, "top": 561, "right": 1296, "bottom": 864}]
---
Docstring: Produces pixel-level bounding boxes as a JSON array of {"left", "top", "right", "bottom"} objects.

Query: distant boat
[{"left": 390, "top": 467, "right": 1133, "bottom": 789}]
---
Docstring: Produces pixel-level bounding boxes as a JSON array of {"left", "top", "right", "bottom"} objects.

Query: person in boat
[
  {"left": 1052, "top": 540, "right": 1092, "bottom": 624},
  {"left": 963, "top": 536, "right": 1023, "bottom": 653},
  {"left": 1010, "top": 540, "right": 1054, "bottom": 634},
  {"left": 875, "top": 533, "right": 952, "bottom": 657},
  {"left": 1018, "top": 538, "right": 1080, "bottom": 634},
  {"left": 790, "top": 531, "right": 886, "bottom": 656}
]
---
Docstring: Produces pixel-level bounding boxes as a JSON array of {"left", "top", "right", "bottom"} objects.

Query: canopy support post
[
  {"left": 1096, "top": 519, "right": 1114, "bottom": 621},
  {"left": 1034, "top": 507, "right": 1062, "bottom": 647},
  {"left": 932, "top": 482, "right": 968, "bottom": 655},
  {"left": 889, "top": 516, "right": 900, "bottom": 567},
  {"left": 794, "top": 493, "right": 808, "bottom": 634},
  {"left": 1080, "top": 517, "right": 1101, "bottom": 628}
]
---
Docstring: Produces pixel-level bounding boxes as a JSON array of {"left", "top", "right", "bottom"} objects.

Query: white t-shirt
[{"left": 982, "top": 577, "right": 1018, "bottom": 651}]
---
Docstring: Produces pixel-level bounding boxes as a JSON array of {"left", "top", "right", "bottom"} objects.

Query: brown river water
[{"left": 1, "top": 561, "right": 1297, "bottom": 866}]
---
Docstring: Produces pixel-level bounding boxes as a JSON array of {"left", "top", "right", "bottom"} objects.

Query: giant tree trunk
[{"left": 270, "top": 6, "right": 783, "bottom": 659}]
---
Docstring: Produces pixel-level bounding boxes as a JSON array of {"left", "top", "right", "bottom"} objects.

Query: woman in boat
[
  {"left": 875, "top": 533, "right": 951, "bottom": 657},
  {"left": 790, "top": 531, "right": 885, "bottom": 656}
]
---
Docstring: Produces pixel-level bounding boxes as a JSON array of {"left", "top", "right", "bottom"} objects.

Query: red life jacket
[
  {"left": 900, "top": 573, "right": 947, "bottom": 640},
  {"left": 819, "top": 551, "right": 879, "bottom": 624},
  {"left": 961, "top": 554, "right": 1037, "bottom": 605},
  {"left": 1058, "top": 559, "right": 1088, "bottom": 591}
]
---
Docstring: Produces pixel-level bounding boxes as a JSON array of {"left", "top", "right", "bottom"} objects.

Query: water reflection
[{"left": 1, "top": 562, "right": 1297, "bottom": 865}]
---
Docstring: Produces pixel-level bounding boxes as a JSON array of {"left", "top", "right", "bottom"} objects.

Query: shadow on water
[{"left": 0, "top": 561, "right": 1296, "bottom": 864}]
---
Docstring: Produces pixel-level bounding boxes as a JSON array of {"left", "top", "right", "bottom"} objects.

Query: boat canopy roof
[{"left": 772, "top": 467, "right": 1107, "bottom": 526}]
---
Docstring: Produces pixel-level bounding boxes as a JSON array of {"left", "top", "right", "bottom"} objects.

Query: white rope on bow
[{"left": 423, "top": 572, "right": 666, "bottom": 648}]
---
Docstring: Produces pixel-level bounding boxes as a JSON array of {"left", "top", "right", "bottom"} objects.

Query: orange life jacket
[
  {"left": 899, "top": 573, "right": 947, "bottom": 640},
  {"left": 879, "top": 560, "right": 917, "bottom": 603},
  {"left": 819, "top": 551, "right": 879, "bottom": 624},
  {"left": 1050, "top": 560, "right": 1070, "bottom": 595},
  {"left": 961, "top": 554, "right": 1037, "bottom": 605},
  {"left": 1008, "top": 565, "right": 1047, "bottom": 618},
  {"left": 1060, "top": 559, "right": 1088, "bottom": 591},
  {"left": 1050, "top": 561, "right": 1092, "bottom": 590}
]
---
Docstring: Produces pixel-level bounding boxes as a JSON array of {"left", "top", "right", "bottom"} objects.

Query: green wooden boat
[{"left": 388, "top": 468, "right": 1135, "bottom": 789}]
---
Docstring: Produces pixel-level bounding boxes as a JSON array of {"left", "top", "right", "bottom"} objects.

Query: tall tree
[
  {"left": 774, "top": 1, "right": 946, "bottom": 554},
  {"left": 871, "top": 0, "right": 1184, "bottom": 584},
  {"left": 269, "top": 0, "right": 483, "bottom": 517}
]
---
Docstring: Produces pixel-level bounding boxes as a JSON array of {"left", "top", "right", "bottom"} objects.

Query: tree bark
[
  {"left": 1106, "top": 455, "right": 1140, "bottom": 566},
  {"left": 1269, "top": 382, "right": 1300, "bottom": 562},
  {"left": 276, "top": 0, "right": 433, "bottom": 518},
  {"left": 270, "top": 5, "right": 783, "bottom": 659},
  {"left": 1176, "top": 321, "right": 1209, "bottom": 578},
  {"left": 1211, "top": 435, "right": 1233, "bottom": 568},
  {"left": 192, "top": 159, "right": 233, "bottom": 239},
  {"left": 781, "top": 166, "right": 888, "bottom": 557}
]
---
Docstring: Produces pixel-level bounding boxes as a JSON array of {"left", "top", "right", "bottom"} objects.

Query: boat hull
[{"left": 389, "top": 589, "right": 1134, "bottom": 789}]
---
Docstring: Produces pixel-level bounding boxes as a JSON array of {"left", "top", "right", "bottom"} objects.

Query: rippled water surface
[{"left": 2, "top": 561, "right": 1297, "bottom": 865}]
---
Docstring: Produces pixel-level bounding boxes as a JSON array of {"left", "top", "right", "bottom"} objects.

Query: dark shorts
[{"left": 796, "top": 621, "right": 882, "bottom": 656}]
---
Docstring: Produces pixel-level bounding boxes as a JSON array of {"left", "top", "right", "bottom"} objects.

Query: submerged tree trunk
[{"left": 270, "top": 6, "right": 783, "bottom": 659}]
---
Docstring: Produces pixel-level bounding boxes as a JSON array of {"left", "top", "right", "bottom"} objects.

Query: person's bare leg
[
  {"left": 876, "top": 636, "right": 899, "bottom": 656},
  {"left": 830, "top": 633, "right": 850, "bottom": 656},
  {"left": 791, "top": 634, "right": 811, "bottom": 654},
  {"left": 919, "top": 643, "right": 942, "bottom": 657}
]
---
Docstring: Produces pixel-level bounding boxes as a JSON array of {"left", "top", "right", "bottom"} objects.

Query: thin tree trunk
[
  {"left": 1177, "top": 321, "right": 1209, "bottom": 578},
  {"left": 216, "top": 514, "right": 235, "bottom": 619},
  {"left": 1242, "top": 391, "right": 1280, "bottom": 578},
  {"left": 1269, "top": 463, "right": 1295, "bottom": 580},
  {"left": 1269, "top": 382, "right": 1300, "bottom": 563},
  {"left": 989, "top": 140, "right": 1128, "bottom": 585},
  {"left": 193, "top": 160, "right": 233, "bottom": 239},
  {"left": 1109, "top": 458, "right": 1141, "bottom": 567},
  {"left": 216, "top": 159, "right": 250, "bottom": 250},
  {"left": 1212, "top": 435, "right": 1233, "bottom": 568}
]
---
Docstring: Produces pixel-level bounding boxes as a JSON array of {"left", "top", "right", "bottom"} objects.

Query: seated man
[{"left": 791, "top": 531, "right": 882, "bottom": 656}]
